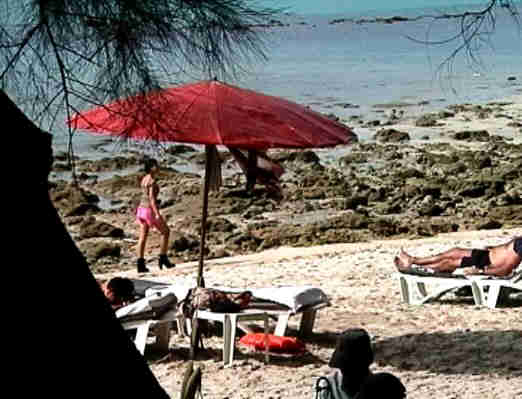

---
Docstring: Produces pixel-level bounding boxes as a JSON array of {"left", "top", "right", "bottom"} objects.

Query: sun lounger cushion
[
  {"left": 208, "top": 285, "right": 329, "bottom": 313},
  {"left": 116, "top": 292, "right": 177, "bottom": 322},
  {"left": 398, "top": 268, "right": 467, "bottom": 279},
  {"left": 248, "top": 286, "right": 329, "bottom": 313},
  {"left": 146, "top": 285, "right": 329, "bottom": 314},
  {"left": 130, "top": 279, "right": 171, "bottom": 297}
]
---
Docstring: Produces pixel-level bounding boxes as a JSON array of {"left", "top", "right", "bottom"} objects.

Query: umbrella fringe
[{"left": 207, "top": 145, "right": 222, "bottom": 192}]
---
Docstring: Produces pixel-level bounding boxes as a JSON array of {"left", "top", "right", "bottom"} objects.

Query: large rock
[
  {"left": 369, "top": 218, "right": 400, "bottom": 237},
  {"left": 452, "top": 130, "right": 490, "bottom": 141},
  {"left": 78, "top": 240, "right": 121, "bottom": 261},
  {"left": 170, "top": 233, "right": 199, "bottom": 252},
  {"left": 225, "top": 232, "right": 262, "bottom": 253},
  {"left": 276, "top": 150, "right": 320, "bottom": 165},
  {"left": 65, "top": 203, "right": 101, "bottom": 217},
  {"left": 50, "top": 182, "right": 100, "bottom": 215},
  {"left": 415, "top": 114, "right": 439, "bottom": 127},
  {"left": 339, "top": 153, "right": 368, "bottom": 164},
  {"left": 79, "top": 216, "right": 124, "bottom": 239},
  {"left": 373, "top": 128, "right": 410, "bottom": 143},
  {"left": 76, "top": 156, "right": 141, "bottom": 173},
  {"left": 339, "top": 195, "right": 368, "bottom": 210},
  {"left": 165, "top": 144, "right": 197, "bottom": 156},
  {"left": 476, "top": 219, "right": 503, "bottom": 230},
  {"left": 206, "top": 217, "right": 236, "bottom": 232}
]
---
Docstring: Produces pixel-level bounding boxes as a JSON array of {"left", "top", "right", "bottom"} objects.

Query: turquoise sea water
[
  {"left": 39, "top": 3, "right": 522, "bottom": 156},
  {"left": 239, "top": 6, "right": 522, "bottom": 116}
]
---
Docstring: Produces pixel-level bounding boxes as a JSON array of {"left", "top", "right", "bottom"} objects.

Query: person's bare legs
[
  {"left": 157, "top": 218, "right": 170, "bottom": 256},
  {"left": 394, "top": 247, "right": 472, "bottom": 273},
  {"left": 137, "top": 223, "right": 149, "bottom": 259},
  {"left": 136, "top": 222, "right": 150, "bottom": 272},
  {"left": 156, "top": 217, "right": 175, "bottom": 268}
]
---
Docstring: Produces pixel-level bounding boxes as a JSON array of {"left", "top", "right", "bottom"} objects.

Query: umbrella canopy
[
  {"left": 69, "top": 80, "right": 357, "bottom": 283},
  {"left": 68, "top": 80, "right": 356, "bottom": 149}
]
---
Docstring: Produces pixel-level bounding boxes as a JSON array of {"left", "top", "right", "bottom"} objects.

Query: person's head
[
  {"left": 143, "top": 158, "right": 159, "bottom": 175},
  {"left": 104, "top": 277, "right": 135, "bottom": 306},
  {"left": 357, "top": 373, "right": 406, "bottom": 399},
  {"left": 330, "top": 328, "right": 374, "bottom": 374}
]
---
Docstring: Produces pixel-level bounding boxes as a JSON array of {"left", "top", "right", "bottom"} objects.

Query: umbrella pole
[
  {"left": 190, "top": 145, "right": 212, "bottom": 360},
  {"left": 197, "top": 145, "right": 213, "bottom": 289}
]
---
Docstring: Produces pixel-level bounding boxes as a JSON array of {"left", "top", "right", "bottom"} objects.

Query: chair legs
[
  {"left": 398, "top": 275, "right": 429, "bottom": 305},
  {"left": 133, "top": 322, "right": 153, "bottom": 355},
  {"left": 151, "top": 322, "right": 171, "bottom": 352},
  {"left": 122, "top": 320, "right": 171, "bottom": 355},
  {"left": 274, "top": 313, "right": 290, "bottom": 336},
  {"left": 298, "top": 309, "right": 317, "bottom": 338},
  {"left": 397, "top": 274, "right": 477, "bottom": 305}
]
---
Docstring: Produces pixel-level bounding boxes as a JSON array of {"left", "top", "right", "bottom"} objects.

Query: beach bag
[
  {"left": 180, "top": 287, "right": 251, "bottom": 320},
  {"left": 239, "top": 333, "right": 306, "bottom": 354}
]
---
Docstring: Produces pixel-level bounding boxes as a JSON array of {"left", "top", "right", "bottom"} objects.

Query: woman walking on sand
[{"left": 135, "top": 158, "right": 175, "bottom": 273}]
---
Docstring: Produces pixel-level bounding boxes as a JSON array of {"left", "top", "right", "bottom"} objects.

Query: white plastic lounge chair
[
  {"left": 116, "top": 292, "right": 177, "bottom": 355},
  {"left": 148, "top": 285, "right": 330, "bottom": 338},
  {"left": 244, "top": 286, "right": 330, "bottom": 337},
  {"left": 396, "top": 267, "right": 521, "bottom": 307},
  {"left": 396, "top": 269, "right": 483, "bottom": 306},
  {"left": 471, "top": 269, "right": 522, "bottom": 308},
  {"left": 147, "top": 284, "right": 329, "bottom": 366},
  {"left": 187, "top": 309, "right": 270, "bottom": 367}
]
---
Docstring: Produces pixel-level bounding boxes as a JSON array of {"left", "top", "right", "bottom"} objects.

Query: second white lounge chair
[
  {"left": 471, "top": 269, "right": 521, "bottom": 308},
  {"left": 396, "top": 268, "right": 522, "bottom": 308},
  {"left": 396, "top": 269, "right": 483, "bottom": 306}
]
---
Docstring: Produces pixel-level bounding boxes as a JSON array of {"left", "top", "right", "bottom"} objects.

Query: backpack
[{"left": 180, "top": 287, "right": 251, "bottom": 320}]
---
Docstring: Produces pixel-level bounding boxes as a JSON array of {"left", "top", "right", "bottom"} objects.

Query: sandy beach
[
  {"left": 53, "top": 94, "right": 522, "bottom": 398},
  {"left": 99, "top": 228, "right": 522, "bottom": 399}
]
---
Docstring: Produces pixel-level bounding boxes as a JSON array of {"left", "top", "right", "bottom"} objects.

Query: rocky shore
[{"left": 50, "top": 98, "right": 521, "bottom": 274}]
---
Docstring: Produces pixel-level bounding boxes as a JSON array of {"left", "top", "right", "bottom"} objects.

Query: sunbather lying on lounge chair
[
  {"left": 98, "top": 277, "right": 135, "bottom": 310},
  {"left": 394, "top": 236, "right": 521, "bottom": 277}
]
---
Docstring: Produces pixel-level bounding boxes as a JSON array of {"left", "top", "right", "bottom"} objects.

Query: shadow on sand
[
  {"left": 374, "top": 330, "right": 522, "bottom": 376},
  {"left": 288, "top": 328, "right": 522, "bottom": 375}
]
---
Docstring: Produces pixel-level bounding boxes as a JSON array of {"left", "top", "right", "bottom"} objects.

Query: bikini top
[{"left": 139, "top": 180, "right": 159, "bottom": 207}]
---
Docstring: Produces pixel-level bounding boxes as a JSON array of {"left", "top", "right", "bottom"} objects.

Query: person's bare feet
[{"left": 394, "top": 248, "right": 413, "bottom": 271}]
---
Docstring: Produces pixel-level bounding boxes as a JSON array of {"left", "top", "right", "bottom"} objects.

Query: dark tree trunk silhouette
[{"left": 6, "top": 88, "right": 169, "bottom": 397}]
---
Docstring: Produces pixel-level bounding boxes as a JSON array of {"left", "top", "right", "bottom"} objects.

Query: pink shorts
[{"left": 136, "top": 206, "right": 161, "bottom": 229}]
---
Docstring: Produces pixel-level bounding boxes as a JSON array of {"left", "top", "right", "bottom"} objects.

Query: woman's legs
[
  {"left": 156, "top": 218, "right": 170, "bottom": 255},
  {"left": 137, "top": 212, "right": 174, "bottom": 269},
  {"left": 156, "top": 218, "right": 174, "bottom": 269},
  {"left": 136, "top": 222, "right": 150, "bottom": 273},
  {"left": 137, "top": 222, "right": 149, "bottom": 259}
]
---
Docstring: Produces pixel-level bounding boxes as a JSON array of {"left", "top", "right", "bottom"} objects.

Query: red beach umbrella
[
  {"left": 69, "top": 80, "right": 355, "bottom": 150},
  {"left": 69, "top": 80, "right": 356, "bottom": 287}
]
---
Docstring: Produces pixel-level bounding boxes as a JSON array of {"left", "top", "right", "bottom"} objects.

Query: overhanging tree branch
[
  {"left": 406, "top": 0, "right": 520, "bottom": 80},
  {"left": 0, "top": 0, "right": 281, "bottom": 155}
]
